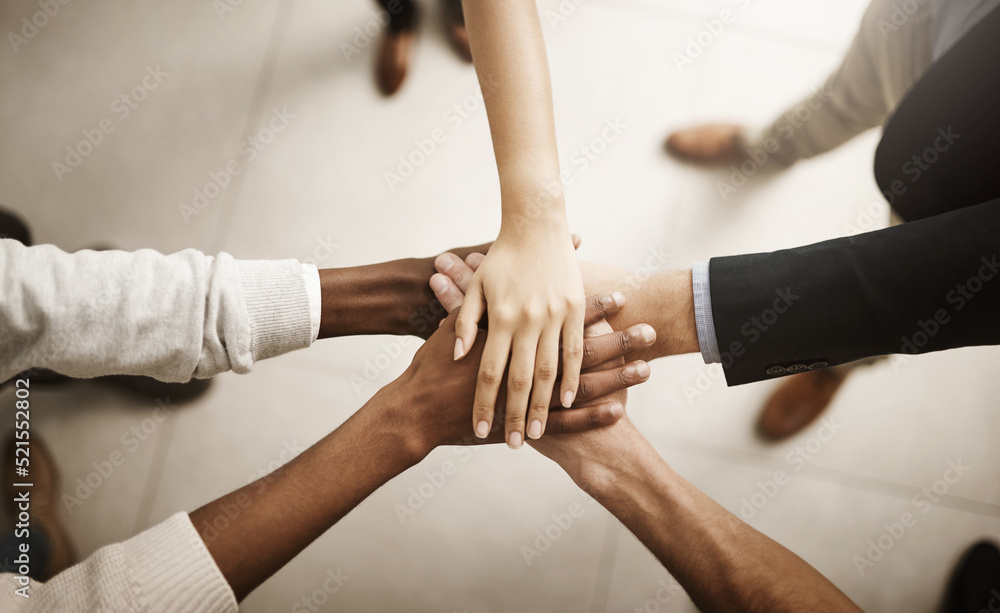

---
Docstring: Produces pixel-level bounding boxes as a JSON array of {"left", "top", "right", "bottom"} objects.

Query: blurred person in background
[
  {"left": 372, "top": 0, "right": 471, "bottom": 95},
  {"left": 665, "top": 0, "right": 1000, "bottom": 442}
]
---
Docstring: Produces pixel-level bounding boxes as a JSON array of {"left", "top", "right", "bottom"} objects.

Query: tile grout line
[{"left": 210, "top": 0, "right": 298, "bottom": 253}]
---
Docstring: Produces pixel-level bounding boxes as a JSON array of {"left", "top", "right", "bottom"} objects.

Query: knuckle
[
  {"left": 509, "top": 372, "right": 532, "bottom": 392},
  {"left": 505, "top": 412, "right": 526, "bottom": 426},
  {"left": 523, "top": 303, "right": 545, "bottom": 324},
  {"left": 546, "top": 416, "right": 565, "bottom": 435},
  {"left": 576, "top": 377, "right": 594, "bottom": 400},
  {"left": 618, "top": 331, "right": 634, "bottom": 354},
  {"left": 588, "top": 408, "right": 604, "bottom": 427},
  {"left": 478, "top": 367, "right": 501, "bottom": 387},
  {"left": 564, "top": 340, "right": 584, "bottom": 361},
  {"left": 529, "top": 403, "right": 549, "bottom": 418},
  {"left": 616, "top": 368, "right": 631, "bottom": 388},
  {"left": 546, "top": 299, "right": 566, "bottom": 318},
  {"left": 582, "top": 341, "right": 597, "bottom": 365},
  {"left": 493, "top": 306, "right": 517, "bottom": 326},
  {"left": 536, "top": 361, "right": 556, "bottom": 381}
]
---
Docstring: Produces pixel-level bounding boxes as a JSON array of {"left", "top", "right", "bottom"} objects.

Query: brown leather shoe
[
  {"left": 757, "top": 369, "right": 848, "bottom": 441},
  {"left": 376, "top": 26, "right": 416, "bottom": 96},
  {"left": 665, "top": 123, "right": 745, "bottom": 164},
  {"left": 3, "top": 432, "right": 78, "bottom": 579}
]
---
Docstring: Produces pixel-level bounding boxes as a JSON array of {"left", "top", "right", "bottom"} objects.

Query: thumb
[{"left": 454, "top": 277, "right": 485, "bottom": 360}]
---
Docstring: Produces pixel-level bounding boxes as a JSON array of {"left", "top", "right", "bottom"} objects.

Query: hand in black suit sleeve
[{"left": 710, "top": 198, "right": 1000, "bottom": 385}]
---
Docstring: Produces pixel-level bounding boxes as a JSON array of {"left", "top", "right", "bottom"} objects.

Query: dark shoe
[
  {"left": 443, "top": 0, "right": 471, "bottom": 63},
  {"left": 376, "top": 21, "right": 417, "bottom": 96},
  {"left": 665, "top": 123, "right": 746, "bottom": 165},
  {"left": 0, "top": 206, "right": 31, "bottom": 245},
  {"left": 757, "top": 368, "right": 848, "bottom": 441},
  {"left": 3, "top": 432, "right": 77, "bottom": 580},
  {"left": 942, "top": 541, "right": 1000, "bottom": 613}
]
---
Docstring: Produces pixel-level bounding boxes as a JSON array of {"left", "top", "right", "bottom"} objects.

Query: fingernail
[
  {"left": 562, "top": 391, "right": 574, "bottom": 408},
  {"left": 475, "top": 420, "right": 489, "bottom": 438},
  {"left": 438, "top": 256, "right": 453, "bottom": 272},
  {"left": 635, "top": 361, "right": 650, "bottom": 379},
  {"left": 454, "top": 338, "right": 465, "bottom": 360},
  {"left": 612, "top": 291, "right": 626, "bottom": 307},
  {"left": 508, "top": 431, "right": 523, "bottom": 449},
  {"left": 527, "top": 420, "right": 542, "bottom": 439},
  {"left": 610, "top": 403, "right": 624, "bottom": 418},
  {"left": 429, "top": 276, "right": 447, "bottom": 293},
  {"left": 641, "top": 324, "right": 656, "bottom": 343}
]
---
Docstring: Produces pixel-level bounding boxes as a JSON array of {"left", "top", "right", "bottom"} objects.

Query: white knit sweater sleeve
[
  {"left": 0, "top": 240, "right": 314, "bottom": 382},
  {"left": 0, "top": 513, "right": 237, "bottom": 612}
]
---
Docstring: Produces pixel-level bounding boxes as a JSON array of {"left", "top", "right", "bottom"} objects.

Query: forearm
[
  {"left": 189, "top": 383, "right": 421, "bottom": 601},
  {"left": 581, "top": 263, "right": 699, "bottom": 361},
  {"left": 319, "top": 242, "right": 492, "bottom": 339},
  {"left": 462, "top": 0, "right": 566, "bottom": 222},
  {"left": 570, "top": 430, "right": 860, "bottom": 613},
  {"left": 0, "top": 242, "right": 310, "bottom": 382},
  {"left": 319, "top": 259, "right": 437, "bottom": 338}
]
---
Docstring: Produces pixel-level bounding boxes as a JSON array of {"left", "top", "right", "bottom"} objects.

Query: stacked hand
[
  {"left": 390, "top": 292, "right": 654, "bottom": 456},
  {"left": 451, "top": 228, "right": 586, "bottom": 448}
]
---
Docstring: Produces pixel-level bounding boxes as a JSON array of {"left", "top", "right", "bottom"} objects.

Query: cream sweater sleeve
[
  {"left": 0, "top": 240, "right": 315, "bottom": 382},
  {"left": 0, "top": 513, "right": 237, "bottom": 612}
]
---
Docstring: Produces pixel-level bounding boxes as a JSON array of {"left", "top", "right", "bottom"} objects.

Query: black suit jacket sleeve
[{"left": 708, "top": 197, "right": 1000, "bottom": 386}]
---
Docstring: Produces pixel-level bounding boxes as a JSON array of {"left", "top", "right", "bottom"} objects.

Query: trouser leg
[
  {"left": 375, "top": 0, "right": 417, "bottom": 32},
  {"left": 752, "top": 0, "right": 935, "bottom": 166}
]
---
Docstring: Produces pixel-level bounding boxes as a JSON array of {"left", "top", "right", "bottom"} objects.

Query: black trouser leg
[{"left": 375, "top": 0, "right": 417, "bottom": 32}]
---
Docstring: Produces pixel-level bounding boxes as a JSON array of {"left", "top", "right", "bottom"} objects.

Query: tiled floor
[{"left": 2, "top": 0, "right": 999, "bottom": 611}]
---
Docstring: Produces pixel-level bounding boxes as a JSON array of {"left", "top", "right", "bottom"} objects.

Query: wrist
[
  {"left": 362, "top": 373, "right": 434, "bottom": 466},
  {"left": 657, "top": 269, "right": 699, "bottom": 358},
  {"left": 500, "top": 183, "right": 568, "bottom": 231}
]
